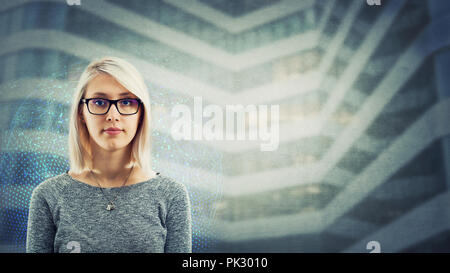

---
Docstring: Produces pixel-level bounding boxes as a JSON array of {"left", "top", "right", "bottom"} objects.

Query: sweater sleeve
[
  {"left": 26, "top": 184, "right": 56, "bottom": 253},
  {"left": 164, "top": 182, "right": 192, "bottom": 253}
]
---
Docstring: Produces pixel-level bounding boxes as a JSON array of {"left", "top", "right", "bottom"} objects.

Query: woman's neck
[
  {"left": 69, "top": 165, "right": 156, "bottom": 188},
  {"left": 89, "top": 145, "right": 134, "bottom": 180},
  {"left": 73, "top": 144, "right": 156, "bottom": 187}
]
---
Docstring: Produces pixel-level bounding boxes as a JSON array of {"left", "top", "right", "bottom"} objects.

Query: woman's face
[{"left": 80, "top": 73, "right": 142, "bottom": 152}]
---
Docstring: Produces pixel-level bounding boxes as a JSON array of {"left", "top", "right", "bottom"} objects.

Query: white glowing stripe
[
  {"left": 343, "top": 191, "right": 450, "bottom": 253},
  {"left": 223, "top": 161, "right": 320, "bottom": 196},
  {"left": 322, "top": 166, "right": 356, "bottom": 188},
  {"left": 315, "top": 0, "right": 365, "bottom": 82},
  {"left": 351, "top": 133, "right": 393, "bottom": 155},
  {"left": 199, "top": 114, "right": 325, "bottom": 153},
  {"left": 236, "top": 70, "right": 321, "bottom": 105},
  {"left": 163, "top": 0, "right": 317, "bottom": 33},
  {"left": 323, "top": 217, "right": 379, "bottom": 241},
  {"left": 214, "top": 211, "right": 323, "bottom": 242}
]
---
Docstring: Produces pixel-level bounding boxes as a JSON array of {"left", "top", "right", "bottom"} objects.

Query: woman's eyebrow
[{"left": 91, "top": 92, "right": 133, "bottom": 97}]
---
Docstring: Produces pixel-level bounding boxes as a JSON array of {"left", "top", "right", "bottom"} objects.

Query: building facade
[{"left": 0, "top": 0, "right": 449, "bottom": 252}]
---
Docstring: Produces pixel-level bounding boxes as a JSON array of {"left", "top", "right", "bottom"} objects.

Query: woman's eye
[
  {"left": 121, "top": 100, "right": 132, "bottom": 106},
  {"left": 94, "top": 100, "right": 105, "bottom": 106}
]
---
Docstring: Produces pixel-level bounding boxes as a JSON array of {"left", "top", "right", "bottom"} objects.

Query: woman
[{"left": 26, "top": 57, "right": 192, "bottom": 253}]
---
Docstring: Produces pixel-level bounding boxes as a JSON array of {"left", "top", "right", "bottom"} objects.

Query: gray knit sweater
[{"left": 26, "top": 172, "right": 192, "bottom": 253}]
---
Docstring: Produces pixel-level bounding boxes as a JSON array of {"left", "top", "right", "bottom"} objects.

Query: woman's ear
[{"left": 79, "top": 110, "right": 85, "bottom": 123}]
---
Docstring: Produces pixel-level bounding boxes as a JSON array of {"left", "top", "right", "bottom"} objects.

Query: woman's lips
[{"left": 104, "top": 130, "right": 122, "bottom": 135}]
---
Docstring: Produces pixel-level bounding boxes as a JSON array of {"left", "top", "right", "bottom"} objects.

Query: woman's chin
[{"left": 101, "top": 142, "right": 127, "bottom": 151}]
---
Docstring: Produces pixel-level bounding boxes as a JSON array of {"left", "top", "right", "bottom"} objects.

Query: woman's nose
[{"left": 106, "top": 103, "right": 121, "bottom": 120}]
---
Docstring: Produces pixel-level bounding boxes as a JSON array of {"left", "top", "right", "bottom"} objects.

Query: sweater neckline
[{"left": 64, "top": 171, "right": 161, "bottom": 190}]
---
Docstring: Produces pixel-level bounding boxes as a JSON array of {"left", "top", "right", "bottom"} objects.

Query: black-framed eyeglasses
[{"left": 80, "top": 98, "right": 142, "bottom": 115}]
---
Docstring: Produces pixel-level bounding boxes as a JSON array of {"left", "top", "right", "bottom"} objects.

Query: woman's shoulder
[
  {"left": 33, "top": 172, "right": 72, "bottom": 195},
  {"left": 157, "top": 174, "right": 189, "bottom": 197}
]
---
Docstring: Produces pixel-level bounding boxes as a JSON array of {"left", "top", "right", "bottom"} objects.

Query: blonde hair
[{"left": 68, "top": 56, "right": 153, "bottom": 174}]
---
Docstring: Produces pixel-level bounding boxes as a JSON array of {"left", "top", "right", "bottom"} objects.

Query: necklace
[{"left": 89, "top": 165, "right": 134, "bottom": 211}]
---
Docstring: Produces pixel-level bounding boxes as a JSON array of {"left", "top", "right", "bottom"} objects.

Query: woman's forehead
[
  {"left": 85, "top": 74, "right": 135, "bottom": 97},
  {"left": 87, "top": 91, "right": 135, "bottom": 98}
]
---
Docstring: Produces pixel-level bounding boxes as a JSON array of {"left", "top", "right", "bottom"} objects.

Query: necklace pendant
[{"left": 106, "top": 203, "right": 115, "bottom": 211}]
